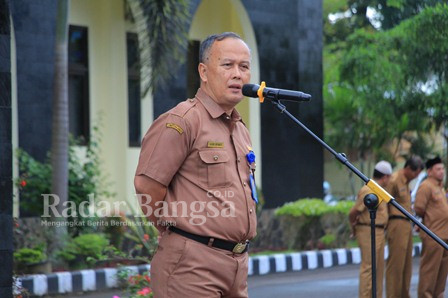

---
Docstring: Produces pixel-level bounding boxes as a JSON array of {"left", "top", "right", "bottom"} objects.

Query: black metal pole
[
  {"left": 364, "top": 193, "right": 379, "bottom": 298},
  {"left": 271, "top": 100, "right": 369, "bottom": 183},
  {"left": 0, "top": 1, "right": 13, "bottom": 297},
  {"left": 270, "top": 99, "right": 448, "bottom": 251}
]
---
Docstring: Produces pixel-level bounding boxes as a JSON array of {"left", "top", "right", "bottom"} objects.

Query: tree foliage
[
  {"left": 374, "top": 0, "right": 444, "bottom": 29},
  {"left": 324, "top": 1, "right": 448, "bottom": 160},
  {"left": 126, "top": 0, "right": 190, "bottom": 96},
  {"left": 395, "top": 3, "right": 448, "bottom": 128}
]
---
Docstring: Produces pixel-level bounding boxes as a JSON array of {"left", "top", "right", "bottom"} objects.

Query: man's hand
[
  {"left": 134, "top": 175, "right": 168, "bottom": 235},
  {"left": 348, "top": 208, "right": 360, "bottom": 238}
]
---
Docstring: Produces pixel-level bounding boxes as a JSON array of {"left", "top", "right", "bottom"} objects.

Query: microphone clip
[{"left": 257, "top": 81, "right": 266, "bottom": 103}]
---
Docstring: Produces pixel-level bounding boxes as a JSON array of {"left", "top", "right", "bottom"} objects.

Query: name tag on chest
[{"left": 207, "top": 141, "right": 224, "bottom": 148}]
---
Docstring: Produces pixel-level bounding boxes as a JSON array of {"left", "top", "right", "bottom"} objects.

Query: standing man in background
[
  {"left": 349, "top": 160, "right": 392, "bottom": 298},
  {"left": 385, "top": 156, "right": 423, "bottom": 298},
  {"left": 414, "top": 157, "right": 448, "bottom": 298}
]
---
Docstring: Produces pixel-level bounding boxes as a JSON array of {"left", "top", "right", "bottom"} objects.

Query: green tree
[
  {"left": 51, "top": 0, "right": 69, "bottom": 252},
  {"left": 373, "top": 0, "right": 444, "bottom": 29},
  {"left": 397, "top": 4, "right": 448, "bottom": 160},
  {"left": 324, "top": 1, "right": 448, "bottom": 162},
  {"left": 126, "top": 0, "right": 190, "bottom": 95},
  {"left": 324, "top": 0, "right": 444, "bottom": 41}
]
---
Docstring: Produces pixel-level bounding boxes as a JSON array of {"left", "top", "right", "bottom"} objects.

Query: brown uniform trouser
[
  {"left": 418, "top": 233, "right": 448, "bottom": 298},
  {"left": 356, "top": 225, "right": 386, "bottom": 298},
  {"left": 150, "top": 230, "right": 249, "bottom": 298},
  {"left": 386, "top": 218, "right": 413, "bottom": 298}
]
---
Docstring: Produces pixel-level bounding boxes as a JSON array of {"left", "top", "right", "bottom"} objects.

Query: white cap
[{"left": 374, "top": 160, "right": 393, "bottom": 175}]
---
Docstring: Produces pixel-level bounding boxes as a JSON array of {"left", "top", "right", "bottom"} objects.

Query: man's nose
[{"left": 232, "top": 65, "right": 242, "bottom": 79}]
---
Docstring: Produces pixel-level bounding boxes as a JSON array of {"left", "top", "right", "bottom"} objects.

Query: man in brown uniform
[
  {"left": 414, "top": 157, "right": 448, "bottom": 298},
  {"left": 385, "top": 156, "right": 423, "bottom": 298},
  {"left": 349, "top": 160, "right": 392, "bottom": 298},
  {"left": 134, "top": 32, "right": 256, "bottom": 297}
]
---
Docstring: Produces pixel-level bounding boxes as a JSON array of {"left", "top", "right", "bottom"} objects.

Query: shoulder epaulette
[{"left": 170, "top": 98, "right": 197, "bottom": 118}]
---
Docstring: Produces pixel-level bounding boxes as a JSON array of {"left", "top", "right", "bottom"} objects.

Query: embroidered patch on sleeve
[{"left": 166, "top": 123, "right": 184, "bottom": 134}]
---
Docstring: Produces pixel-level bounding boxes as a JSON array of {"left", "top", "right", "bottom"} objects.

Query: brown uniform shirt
[
  {"left": 135, "top": 88, "right": 257, "bottom": 243},
  {"left": 386, "top": 169, "right": 411, "bottom": 216},
  {"left": 415, "top": 177, "right": 448, "bottom": 239},
  {"left": 353, "top": 185, "right": 388, "bottom": 226}
]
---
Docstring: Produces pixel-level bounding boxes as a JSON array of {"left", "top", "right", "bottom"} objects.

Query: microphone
[{"left": 242, "top": 82, "right": 311, "bottom": 103}]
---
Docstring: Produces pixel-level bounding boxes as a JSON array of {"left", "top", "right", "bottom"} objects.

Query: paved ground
[
  {"left": 248, "top": 257, "right": 448, "bottom": 298},
  {"left": 50, "top": 256, "right": 448, "bottom": 298}
]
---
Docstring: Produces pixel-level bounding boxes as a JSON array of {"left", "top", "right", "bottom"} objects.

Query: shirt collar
[{"left": 195, "top": 88, "right": 242, "bottom": 122}]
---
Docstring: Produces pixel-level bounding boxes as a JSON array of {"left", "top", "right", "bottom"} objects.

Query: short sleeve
[
  {"left": 135, "top": 113, "right": 190, "bottom": 186},
  {"left": 414, "top": 183, "right": 431, "bottom": 217},
  {"left": 354, "top": 186, "right": 370, "bottom": 213},
  {"left": 385, "top": 178, "right": 398, "bottom": 198}
]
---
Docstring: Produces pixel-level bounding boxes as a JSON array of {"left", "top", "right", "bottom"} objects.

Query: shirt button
[
  {"left": 226, "top": 116, "right": 230, "bottom": 120},
  {"left": 250, "top": 209, "right": 253, "bottom": 213},
  {"left": 213, "top": 155, "right": 219, "bottom": 161},
  {"left": 237, "top": 157, "right": 241, "bottom": 162},
  {"left": 243, "top": 182, "right": 247, "bottom": 187}
]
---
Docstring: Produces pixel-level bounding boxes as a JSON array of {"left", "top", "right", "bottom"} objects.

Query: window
[
  {"left": 68, "top": 25, "right": 90, "bottom": 144},
  {"left": 127, "top": 32, "right": 141, "bottom": 147}
]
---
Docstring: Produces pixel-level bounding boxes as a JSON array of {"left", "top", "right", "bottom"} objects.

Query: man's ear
[{"left": 198, "top": 63, "right": 207, "bottom": 83}]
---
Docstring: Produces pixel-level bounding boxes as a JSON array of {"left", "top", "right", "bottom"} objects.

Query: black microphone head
[{"left": 242, "top": 84, "right": 259, "bottom": 98}]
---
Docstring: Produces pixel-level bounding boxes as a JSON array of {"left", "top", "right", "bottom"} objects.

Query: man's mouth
[{"left": 228, "top": 84, "right": 242, "bottom": 90}]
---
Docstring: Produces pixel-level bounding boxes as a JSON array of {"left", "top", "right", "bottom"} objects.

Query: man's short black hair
[
  {"left": 199, "top": 32, "right": 245, "bottom": 63},
  {"left": 426, "top": 156, "right": 443, "bottom": 169},
  {"left": 404, "top": 156, "right": 424, "bottom": 171}
]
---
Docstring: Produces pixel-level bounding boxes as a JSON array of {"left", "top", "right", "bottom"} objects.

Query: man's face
[
  {"left": 199, "top": 38, "right": 251, "bottom": 111},
  {"left": 381, "top": 175, "right": 391, "bottom": 187},
  {"left": 429, "top": 163, "right": 445, "bottom": 182},
  {"left": 409, "top": 168, "right": 422, "bottom": 181}
]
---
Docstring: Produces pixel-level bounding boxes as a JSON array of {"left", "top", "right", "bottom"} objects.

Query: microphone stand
[
  {"left": 268, "top": 99, "right": 448, "bottom": 298},
  {"left": 364, "top": 193, "right": 379, "bottom": 298}
]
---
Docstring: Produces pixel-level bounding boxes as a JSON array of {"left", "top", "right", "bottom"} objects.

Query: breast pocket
[{"left": 198, "top": 150, "right": 230, "bottom": 188}]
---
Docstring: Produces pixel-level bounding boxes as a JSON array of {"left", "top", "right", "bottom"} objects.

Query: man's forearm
[
  {"left": 138, "top": 194, "right": 165, "bottom": 233},
  {"left": 414, "top": 207, "right": 424, "bottom": 218},
  {"left": 135, "top": 175, "right": 167, "bottom": 234},
  {"left": 348, "top": 209, "right": 359, "bottom": 226}
]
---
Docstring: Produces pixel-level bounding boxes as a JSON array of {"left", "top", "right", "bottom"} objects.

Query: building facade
[{"left": 9, "top": 0, "right": 323, "bottom": 215}]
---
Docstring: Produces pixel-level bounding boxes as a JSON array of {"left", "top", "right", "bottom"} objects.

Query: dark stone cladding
[
  {"left": 9, "top": 0, "right": 57, "bottom": 162},
  {"left": 0, "top": 0, "right": 12, "bottom": 296},
  {"left": 242, "top": 0, "right": 323, "bottom": 207}
]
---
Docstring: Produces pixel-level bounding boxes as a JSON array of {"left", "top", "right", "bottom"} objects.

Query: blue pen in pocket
[
  {"left": 246, "top": 150, "right": 258, "bottom": 204},
  {"left": 249, "top": 173, "right": 258, "bottom": 204}
]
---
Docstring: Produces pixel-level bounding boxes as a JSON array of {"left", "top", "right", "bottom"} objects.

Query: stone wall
[
  {"left": 0, "top": 0, "right": 13, "bottom": 295},
  {"left": 9, "top": 0, "right": 57, "bottom": 162},
  {"left": 243, "top": 0, "right": 324, "bottom": 207}
]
